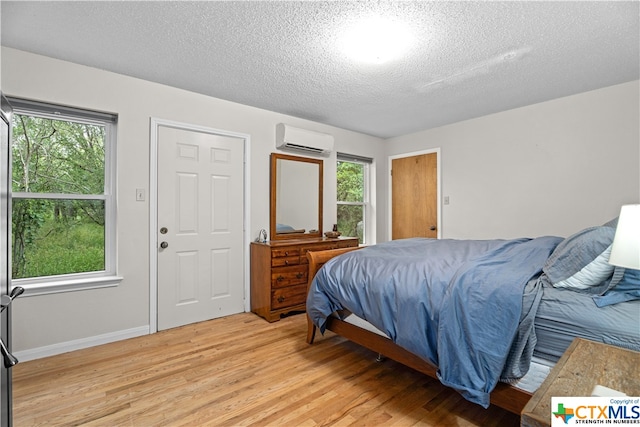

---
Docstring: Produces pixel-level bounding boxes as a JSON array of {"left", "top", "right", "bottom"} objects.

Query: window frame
[
  {"left": 336, "top": 153, "right": 372, "bottom": 245},
  {"left": 8, "top": 98, "right": 121, "bottom": 296}
]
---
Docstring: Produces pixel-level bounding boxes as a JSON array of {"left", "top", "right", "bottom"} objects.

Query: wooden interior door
[{"left": 391, "top": 152, "right": 438, "bottom": 239}]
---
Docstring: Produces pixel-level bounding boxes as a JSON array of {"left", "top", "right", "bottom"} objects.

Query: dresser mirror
[{"left": 270, "top": 153, "right": 323, "bottom": 240}]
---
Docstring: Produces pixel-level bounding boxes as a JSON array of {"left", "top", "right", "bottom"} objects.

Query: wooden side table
[{"left": 521, "top": 338, "right": 640, "bottom": 427}]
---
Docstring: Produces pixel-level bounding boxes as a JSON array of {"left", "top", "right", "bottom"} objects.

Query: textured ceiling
[{"left": 1, "top": 1, "right": 639, "bottom": 138}]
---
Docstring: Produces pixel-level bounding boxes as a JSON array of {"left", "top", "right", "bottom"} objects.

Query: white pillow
[{"left": 553, "top": 245, "right": 614, "bottom": 290}]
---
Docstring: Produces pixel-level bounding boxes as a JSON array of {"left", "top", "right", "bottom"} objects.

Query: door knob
[
  {"left": 0, "top": 338, "right": 18, "bottom": 368},
  {"left": 160, "top": 241, "right": 169, "bottom": 249},
  {"left": 1, "top": 286, "right": 24, "bottom": 313},
  {"left": 0, "top": 286, "right": 23, "bottom": 368}
]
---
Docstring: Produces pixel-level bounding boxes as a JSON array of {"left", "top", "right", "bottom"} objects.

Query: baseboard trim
[{"left": 14, "top": 325, "right": 151, "bottom": 362}]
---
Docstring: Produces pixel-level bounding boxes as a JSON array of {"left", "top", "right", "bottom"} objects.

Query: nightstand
[{"left": 521, "top": 338, "right": 640, "bottom": 427}]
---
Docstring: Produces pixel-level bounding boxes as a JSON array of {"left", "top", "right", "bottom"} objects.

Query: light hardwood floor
[{"left": 13, "top": 312, "right": 520, "bottom": 426}]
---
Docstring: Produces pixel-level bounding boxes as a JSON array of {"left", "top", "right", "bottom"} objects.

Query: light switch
[
  {"left": 444, "top": 196, "right": 450, "bottom": 205},
  {"left": 136, "top": 188, "right": 145, "bottom": 201}
]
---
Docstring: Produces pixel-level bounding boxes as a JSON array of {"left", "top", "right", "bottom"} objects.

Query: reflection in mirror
[
  {"left": 270, "top": 153, "right": 323, "bottom": 240},
  {"left": 276, "top": 160, "right": 318, "bottom": 232}
]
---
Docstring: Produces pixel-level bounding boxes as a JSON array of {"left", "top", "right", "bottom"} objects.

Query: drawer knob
[
  {"left": 284, "top": 251, "right": 289, "bottom": 256},
  {"left": 277, "top": 296, "right": 285, "bottom": 303},
  {"left": 285, "top": 260, "right": 289, "bottom": 265},
  {"left": 296, "top": 273, "right": 303, "bottom": 279},
  {"left": 277, "top": 275, "right": 284, "bottom": 282}
]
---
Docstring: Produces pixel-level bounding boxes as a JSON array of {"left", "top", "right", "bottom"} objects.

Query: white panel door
[{"left": 157, "top": 125, "right": 244, "bottom": 331}]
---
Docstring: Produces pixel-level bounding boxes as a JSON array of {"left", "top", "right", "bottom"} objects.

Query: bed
[{"left": 305, "top": 222, "right": 640, "bottom": 414}]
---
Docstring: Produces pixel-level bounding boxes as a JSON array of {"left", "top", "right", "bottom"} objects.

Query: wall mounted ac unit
[{"left": 275, "top": 123, "right": 334, "bottom": 156}]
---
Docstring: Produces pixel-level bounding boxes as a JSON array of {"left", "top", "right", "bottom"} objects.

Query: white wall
[
  {"left": 1, "top": 47, "right": 383, "bottom": 356},
  {"left": 383, "top": 81, "right": 640, "bottom": 241}
]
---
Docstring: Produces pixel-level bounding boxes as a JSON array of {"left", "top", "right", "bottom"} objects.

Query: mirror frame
[{"left": 270, "top": 153, "right": 323, "bottom": 240}]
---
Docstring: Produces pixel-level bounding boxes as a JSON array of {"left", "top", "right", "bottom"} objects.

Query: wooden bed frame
[{"left": 305, "top": 246, "right": 532, "bottom": 415}]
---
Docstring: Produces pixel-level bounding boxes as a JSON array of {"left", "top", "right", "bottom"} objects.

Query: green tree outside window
[
  {"left": 337, "top": 159, "right": 366, "bottom": 244},
  {"left": 12, "top": 112, "right": 108, "bottom": 279}
]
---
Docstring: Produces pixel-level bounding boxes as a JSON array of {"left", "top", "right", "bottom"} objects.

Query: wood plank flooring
[{"left": 12, "top": 312, "right": 521, "bottom": 426}]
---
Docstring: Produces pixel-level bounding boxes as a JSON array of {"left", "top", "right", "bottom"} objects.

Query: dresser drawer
[
  {"left": 271, "top": 255, "right": 300, "bottom": 267},
  {"left": 299, "top": 240, "right": 358, "bottom": 264},
  {"left": 271, "top": 284, "right": 308, "bottom": 309},
  {"left": 300, "top": 245, "right": 333, "bottom": 264},
  {"left": 271, "top": 247, "right": 300, "bottom": 258},
  {"left": 336, "top": 240, "right": 359, "bottom": 248},
  {"left": 301, "top": 243, "right": 338, "bottom": 254},
  {"left": 271, "top": 247, "right": 301, "bottom": 267},
  {"left": 271, "top": 265, "right": 308, "bottom": 288}
]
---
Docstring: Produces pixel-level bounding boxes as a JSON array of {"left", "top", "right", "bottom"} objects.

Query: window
[
  {"left": 337, "top": 153, "right": 372, "bottom": 244},
  {"left": 9, "top": 98, "right": 119, "bottom": 294}
]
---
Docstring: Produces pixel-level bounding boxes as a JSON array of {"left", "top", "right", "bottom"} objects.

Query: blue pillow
[
  {"left": 592, "top": 269, "right": 640, "bottom": 307},
  {"left": 602, "top": 216, "right": 619, "bottom": 229},
  {"left": 543, "top": 226, "right": 616, "bottom": 294}
]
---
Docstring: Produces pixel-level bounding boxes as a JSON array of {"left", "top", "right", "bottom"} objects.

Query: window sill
[{"left": 13, "top": 275, "right": 124, "bottom": 297}]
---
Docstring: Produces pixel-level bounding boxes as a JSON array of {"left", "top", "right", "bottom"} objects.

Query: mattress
[{"left": 533, "top": 282, "right": 640, "bottom": 362}]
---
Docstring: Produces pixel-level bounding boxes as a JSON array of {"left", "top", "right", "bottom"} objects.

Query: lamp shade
[{"left": 608, "top": 204, "right": 640, "bottom": 269}]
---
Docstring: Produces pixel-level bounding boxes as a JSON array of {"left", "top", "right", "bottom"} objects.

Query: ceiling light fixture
[{"left": 340, "top": 16, "right": 413, "bottom": 64}]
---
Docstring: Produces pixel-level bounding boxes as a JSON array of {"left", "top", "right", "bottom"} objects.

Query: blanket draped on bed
[{"left": 306, "top": 236, "right": 562, "bottom": 408}]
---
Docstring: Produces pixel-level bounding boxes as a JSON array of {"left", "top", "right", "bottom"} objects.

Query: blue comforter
[{"left": 307, "top": 236, "right": 562, "bottom": 408}]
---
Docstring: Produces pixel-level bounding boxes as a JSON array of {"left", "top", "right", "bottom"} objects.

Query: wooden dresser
[{"left": 250, "top": 237, "right": 359, "bottom": 322}]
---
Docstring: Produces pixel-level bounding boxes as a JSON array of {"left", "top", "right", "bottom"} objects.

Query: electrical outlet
[{"left": 136, "top": 188, "right": 145, "bottom": 201}]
